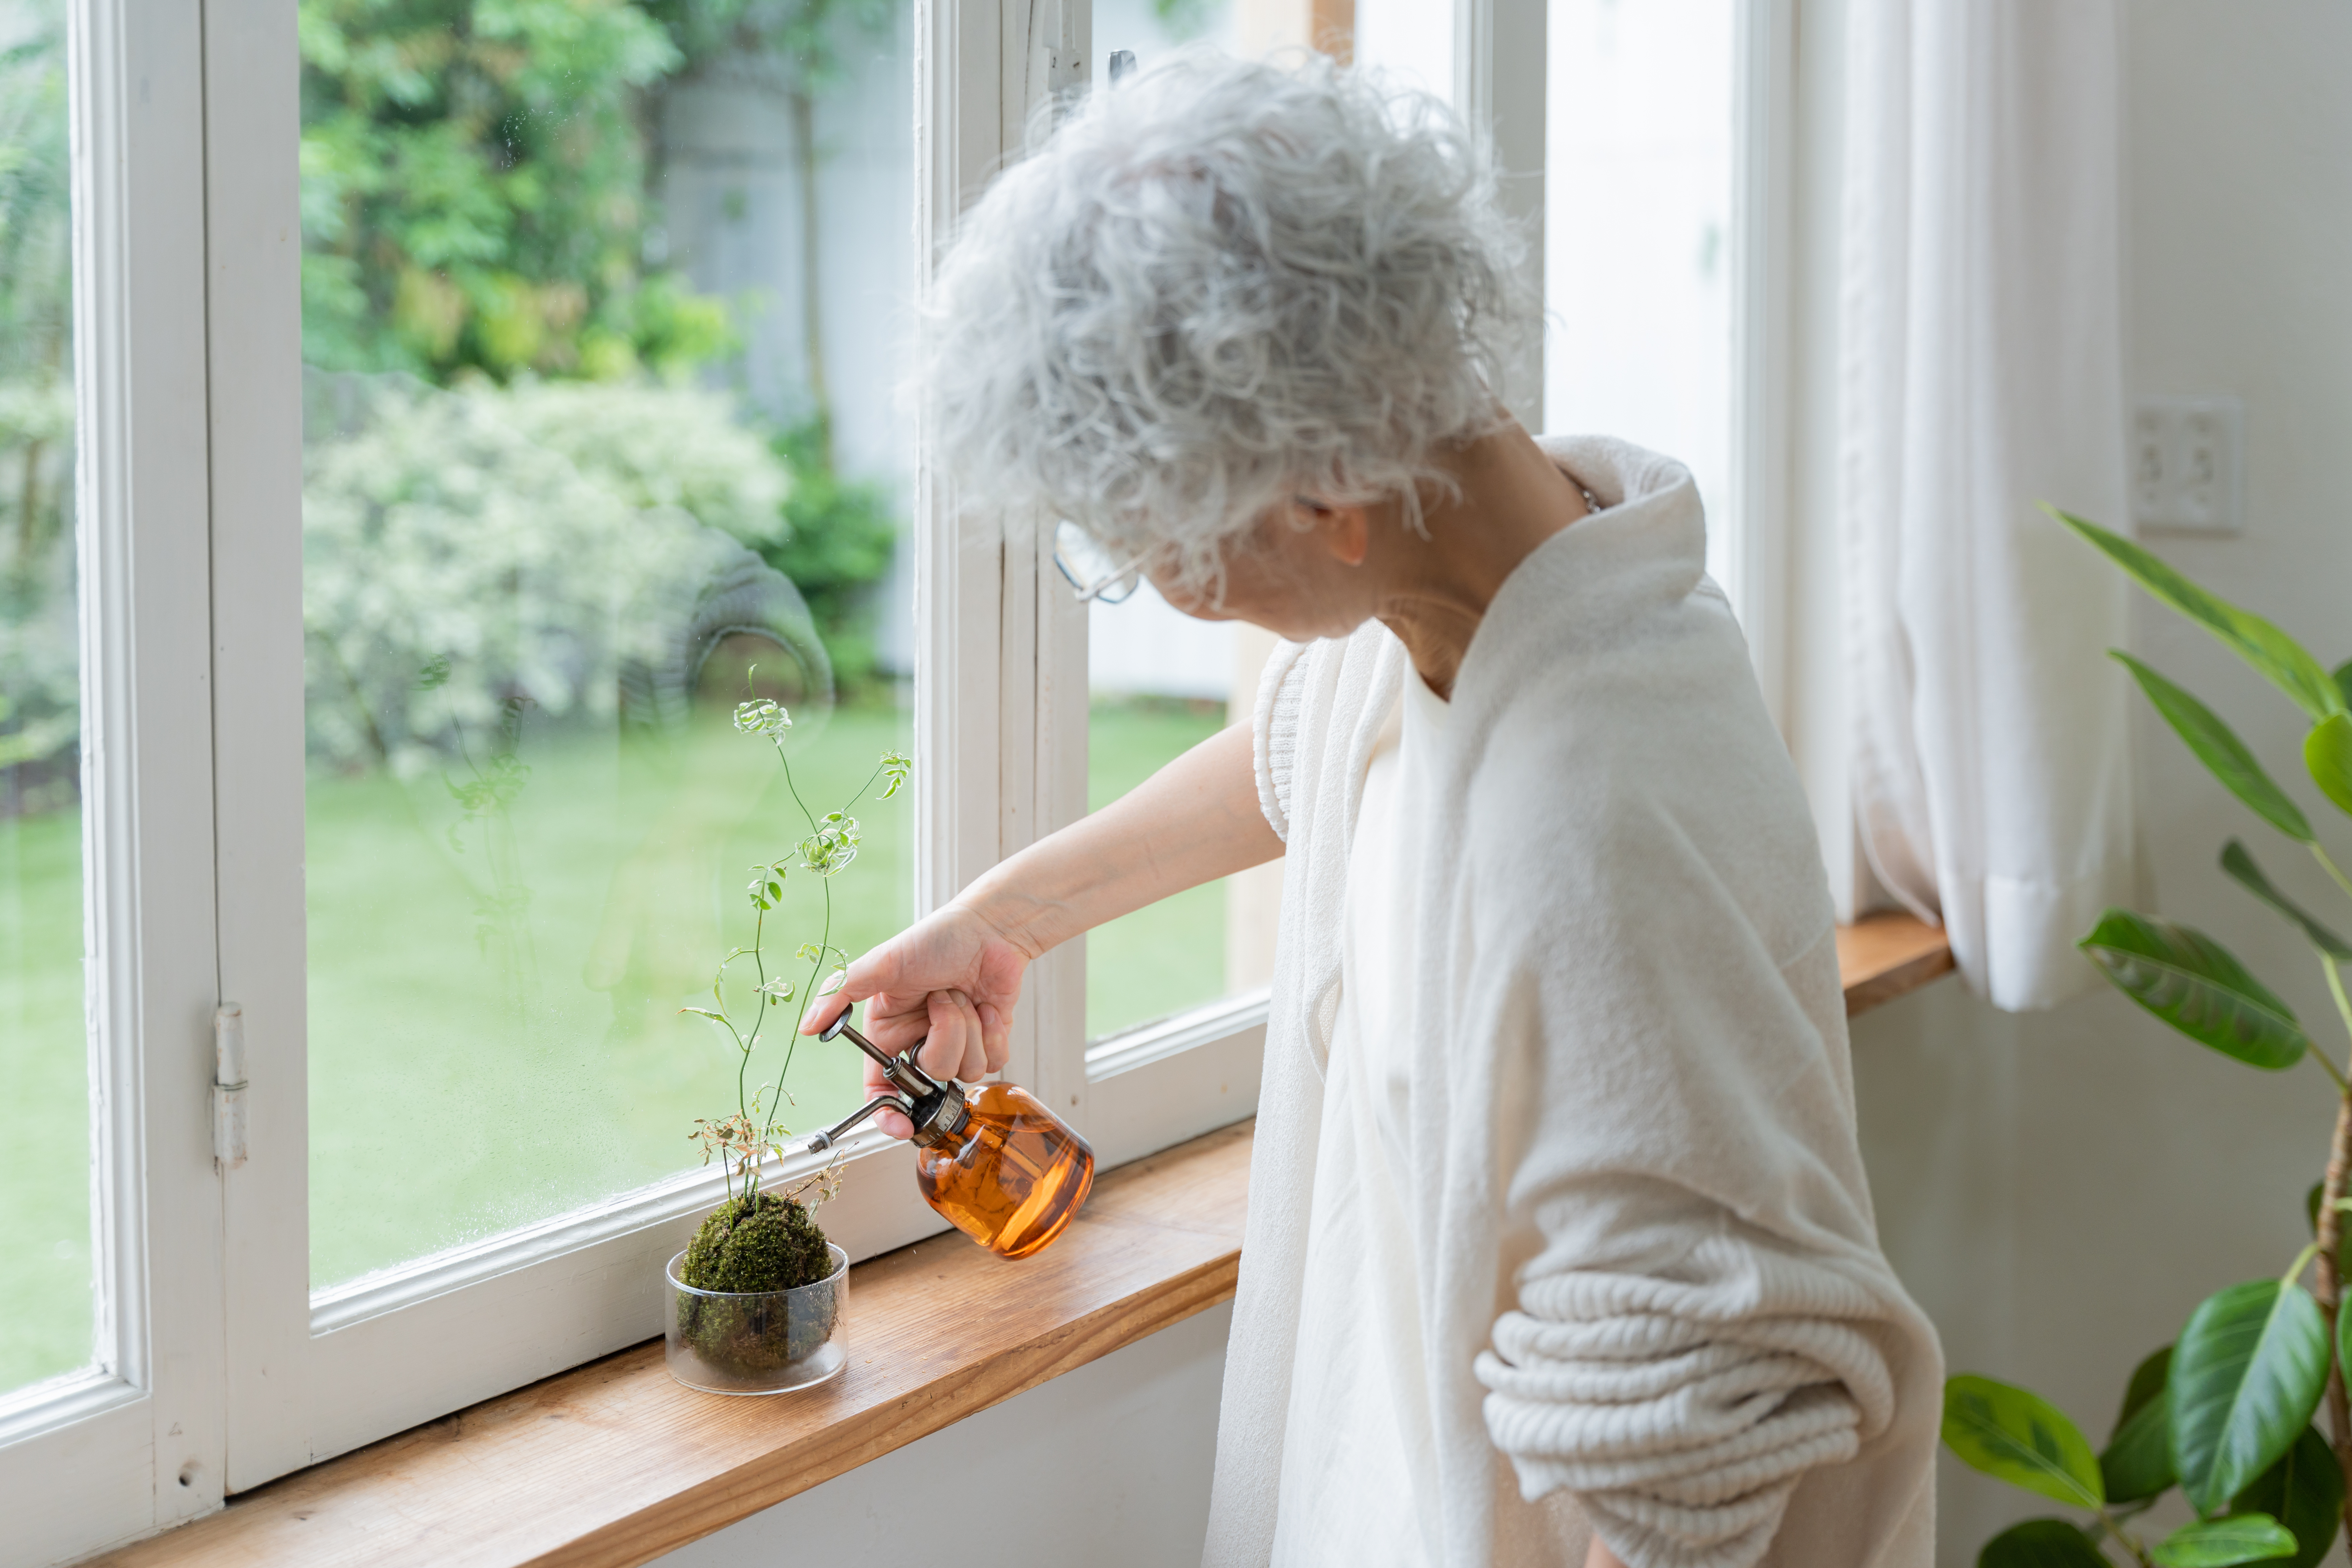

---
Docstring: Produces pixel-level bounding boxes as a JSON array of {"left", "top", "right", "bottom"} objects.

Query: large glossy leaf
[
  {"left": 1944, "top": 1376, "right": 2104, "bottom": 1508},
  {"left": 2080, "top": 910, "right": 2309, "bottom": 1070},
  {"left": 2122, "top": 1345, "right": 2178, "bottom": 1425},
  {"left": 2233, "top": 1427, "right": 2345, "bottom": 1568},
  {"left": 2105, "top": 1341, "right": 2178, "bottom": 1502},
  {"left": 1978, "top": 1519, "right": 2112, "bottom": 1568},
  {"left": 2172, "top": 1280, "right": 2333, "bottom": 1515},
  {"left": 2224, "top": 842, "right": 2352, "bottom": 959},
  {"left": 2305, "top": 714, "right": 2352, "bottom": 820},
  {"left": 2106, "top": 1381, "right": 2178, "bottom": 1503},
  {"left": 2114, "top": 654, "right": 2315, "bottom": 841},
  {"left": 2053, "top": 508, "right": 2343, "bottom": 720},
  {"left": 2152, "top": 1515, "right": 2299, "bottom": 1567}
]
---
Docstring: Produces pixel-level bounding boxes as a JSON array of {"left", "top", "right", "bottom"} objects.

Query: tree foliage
[
  {"left": 297, "top": 0, "right": 906, "bottom": 689},
  {"left": 297, "top": 0, "right": 734, "bottom": 382},
  {"left": 0, "top": 7, "right": 78, "bottom": 790}
]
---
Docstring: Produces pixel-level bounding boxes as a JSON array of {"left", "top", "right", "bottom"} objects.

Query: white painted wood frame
[
  {"left": 0, "top": 3, "right": 229, "bottom": 1562},
  {"left": 195, "top": 0, "right": 1087, "bottom": 1492}
]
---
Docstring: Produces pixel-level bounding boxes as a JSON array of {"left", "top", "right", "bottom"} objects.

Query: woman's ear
[{"left": 1294, "top": 499, "right": 1371, "bottom": 568}]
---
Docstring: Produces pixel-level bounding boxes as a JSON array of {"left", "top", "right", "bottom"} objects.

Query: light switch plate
[{"left": 2132, "top": 393, "right": 2244, "bottom": 534}]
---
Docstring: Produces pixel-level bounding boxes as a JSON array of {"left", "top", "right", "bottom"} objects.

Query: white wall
[
  {"left": 1851, "top": 2, "right": 2352, "bottom": 1558},
  {"left": 650, "top": 1301, "right": 1231, "bottom": 1566}
]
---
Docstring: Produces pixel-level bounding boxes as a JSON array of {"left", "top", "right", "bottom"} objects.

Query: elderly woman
[{"left": 801, "top": 51, "right": 1941, "bottom": 1568}]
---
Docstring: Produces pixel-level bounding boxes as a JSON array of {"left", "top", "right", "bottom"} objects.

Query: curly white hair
[{"left": 925, "top": 48, "right": 1535, "bottom": 599}]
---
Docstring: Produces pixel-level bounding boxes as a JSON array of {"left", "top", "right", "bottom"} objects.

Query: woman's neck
[{"left": 1369, "top": 424, "right": 1590, "bottom": 700}]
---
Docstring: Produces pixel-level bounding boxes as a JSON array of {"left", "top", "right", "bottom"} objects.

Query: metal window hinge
[{"left": 213, "top": 1003, "right": 248, "bottom": 1170}]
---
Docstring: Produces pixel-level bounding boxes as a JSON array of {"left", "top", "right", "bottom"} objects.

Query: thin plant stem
[
  {"left": 2316, "top": 1034, "right": 2352, "bottom": 1094},
  {"left": 774, "top": 744, "right": 826, "bottom": 1093},
  {"left": 2089, "top": 1506, "right": 2154, "bottom": 1568},
  {"left": 768, "top": 751, "right": 887, "bottom": 1097},
  {"left": 699, "top": 700, "right": 902, "bottom": 1206},
  {"left": 736, "top": 909, "right": 766, "bottom": 1117},
  {"left": 2314, "top": 843, "right": 2352, "bottom": 909},
  {"left": 2310, "top": 993, "right": 2352, "bottom": 1561},
  {"left": 2328, "top": 956, "right": 2352, "bottom": 1080}
]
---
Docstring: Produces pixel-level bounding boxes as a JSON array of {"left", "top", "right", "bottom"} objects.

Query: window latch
[{"left": 214, "top": 1003, "right": 248, "bottom": 1170}]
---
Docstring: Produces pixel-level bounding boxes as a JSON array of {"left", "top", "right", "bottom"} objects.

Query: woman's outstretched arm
[{"left": 799, "top": 719, "right": 1281, "bottom": 1134}]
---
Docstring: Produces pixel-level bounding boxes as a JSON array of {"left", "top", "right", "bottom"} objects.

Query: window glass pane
[
  {"left": 300, "top": 1, "right": 915, "bottom": 1290},
  {"left": 0, "top": 0, "right": 91, "bottom": 1395},
  {"left": 1079, "top": 0, "right": 1272, "bottom": 1047},
  {"left": 1544, "top": 0, "right": 1735, "bottom": 586},
  {"left": 1083, "top": 590, "right": 1281, "bottom": 1041}
]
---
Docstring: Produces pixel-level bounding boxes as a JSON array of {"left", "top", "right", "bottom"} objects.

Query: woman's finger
[
  {"left": 945, "top": 989, "right": 987, "bottom": 1081},
  {"left": 915, "top": 989, "right": 969, "bottom": 1083},
  {"left": 803, "top": 912, "right": 953, "bottom": 1033},
  {"left": 978, "top": 1002, "right": 1011, "bottom": 1076},
  {"left": 801, "top": 987, "right": 854, "bottom": 1035},
  {"left": 857, "top": 989, "right": 932, "bottom": 1057}
]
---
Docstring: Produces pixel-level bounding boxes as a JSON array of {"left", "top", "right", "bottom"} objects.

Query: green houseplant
[
  {"left": 662, "top": 689, "right": 908, "bottom": 1392},
  {"left": 1942, "top": 509, "right": 2352, "bottom": 1566}
]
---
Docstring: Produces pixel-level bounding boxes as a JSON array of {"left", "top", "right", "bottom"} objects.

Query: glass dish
[{"left": 663, "top": 1243, "right": 848, "bottom": 1395}]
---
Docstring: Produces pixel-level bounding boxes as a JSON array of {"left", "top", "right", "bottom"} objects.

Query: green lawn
[
  {"left": 0, "top": 695, "right": 1232, "bottom": 1393},
  {"left": 303, "top": 706, "right": 915, "bottom": 1289},
  {"left": 1084, "top": 697, "right": 1231, "bottom": 1038},
  {"left": 0, "top": 804, "right": 90, "bottom": 1395}
]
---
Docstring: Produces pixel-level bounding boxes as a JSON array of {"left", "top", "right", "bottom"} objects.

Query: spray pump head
[{"left": 804, "top": 1008, "right": 972, "bottom": 1152}]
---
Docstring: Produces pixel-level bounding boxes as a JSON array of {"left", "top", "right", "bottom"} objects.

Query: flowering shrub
[{"left": 300, "top": 369, "right": 798, "bottom": 775}]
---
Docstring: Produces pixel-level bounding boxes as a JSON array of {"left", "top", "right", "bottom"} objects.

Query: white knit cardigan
[{"left": 1200, "top": 438, "right": 1942, "bottom": 1568}]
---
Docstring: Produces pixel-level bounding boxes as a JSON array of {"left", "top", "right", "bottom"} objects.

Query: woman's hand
[
  {"left": 799, "top": 721, "right": 1282, "bottom": 1141},
  {"left": 800, "top": 902, "right": 1033, "bottom": 1138}
]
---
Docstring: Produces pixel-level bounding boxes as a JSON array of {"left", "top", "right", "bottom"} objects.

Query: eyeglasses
[{"left": 1052, "top": 520, "right": 1143, "bottom": 604}]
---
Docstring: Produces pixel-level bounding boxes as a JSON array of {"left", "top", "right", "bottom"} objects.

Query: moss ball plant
[
  {"left": 674, "top": 1191, "right": 842, "bottom": 1377},
  {"left": 682, "top": 1191, "right": 831, "bottom": 1292}
]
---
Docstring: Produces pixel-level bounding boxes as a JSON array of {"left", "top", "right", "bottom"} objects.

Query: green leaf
[
  {"left": 2052, "top": 508, "right": 2343, "bottom": 719},
  {"left": 2233, "top": 1427, "right": 2345, "bottom": 1568},
  {"left": 2079, "top": 910, "right": 2308, "bottom": 1070},
  {"left": 2334, "top": 660, "right": 2352, "bottom": 712},
  {"left": 1943, "top": 1375, "right": 2105, "bottom": 1509},
  {"left": 2105, "top": 1381, "right": 2177, "bottom": 1503},
  {"left": 2104, "top": 1344, "right": 2180, "bottom": 1502},
  {"left": 678, "top": 1006, "right": 731, "bottom": 1029},
  {"left": 2121, "top": 1345, "right": 2177, "bottom": 1428},
  {"left": 2224, "top": 842, "right": 2352, "bottom": 959},
  {"left": 1977, "top": 1519, "right": 2112, "bottom": 1568},
  {"left": 2151, "top": 1514, "right": 2299, "bottom": 1567},
  {"left": 2112, "top": 654, "right": 2316, "bottom": 840},
  {"left": 2305, "top": 715, "right": 2352, "bottom": 819},
  {"left": 2172, "top": 1280, "right": 2333, "bottom": 1515}
]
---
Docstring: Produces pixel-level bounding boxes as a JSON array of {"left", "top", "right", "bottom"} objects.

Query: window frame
[
  {"left": 201, "top": 0, "right": 1107, "bottom": 1493},
  {"left": 2, "top": 3, "right": 1798, "bottom": 1557},
  {"left": 0, "top": 1, "right": 227, "bottom": 1559}
]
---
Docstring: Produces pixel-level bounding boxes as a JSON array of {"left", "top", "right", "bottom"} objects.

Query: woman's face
[{"left": 1148, "top": 501, "right": 1382, "bottom": 643}]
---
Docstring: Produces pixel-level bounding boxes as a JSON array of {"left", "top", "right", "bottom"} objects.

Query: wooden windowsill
[
  {"left": 1835, "top": 911, "right": 1956, "bottom": 1018},
  {"left": 92, "top": 919, "right": 1949, "bottom": 1568}
]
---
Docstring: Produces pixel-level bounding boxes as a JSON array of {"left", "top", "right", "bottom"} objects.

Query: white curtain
[{"left": 1840, "top": 0, "right": 2137, "bottom": 1011}]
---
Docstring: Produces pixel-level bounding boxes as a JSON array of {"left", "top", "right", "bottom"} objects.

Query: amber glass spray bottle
[{"left": 803, "top": 1009, "right": 1095, "bottom": 1260}]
